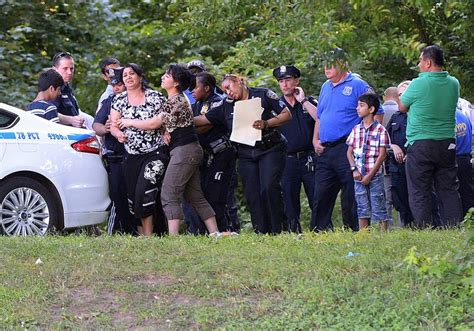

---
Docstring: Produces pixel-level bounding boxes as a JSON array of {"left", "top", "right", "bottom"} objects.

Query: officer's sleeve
[
  {"left": 386, "top": 116, "right": 394, "bottom": 138},
  {"left": 205, "top": 102, "right": 226, "bottom": 128},
  {"left": 264, "top": 89, "right": 286, "bottom": 115},
  {"left": 94, "top": 99, "right": 109, "bottom": 125}
]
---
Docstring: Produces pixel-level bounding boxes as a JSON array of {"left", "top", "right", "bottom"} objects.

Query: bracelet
[
  {"left": 263, "top": 120, "right": 269, "bottom": 129},
  {"left": 300, "top": 97, "right": 308, "bottom": 105}
]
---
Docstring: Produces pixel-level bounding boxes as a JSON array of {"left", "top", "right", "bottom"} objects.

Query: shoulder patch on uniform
[
  {"left": 266, "top": 89, "right": 279, "bottom": 100},
  {"left": 211, "top": 100, "right": 223, "bottom": 108},
  {"left": 366, "top": 86, "right": 375, "bottom": 94}
]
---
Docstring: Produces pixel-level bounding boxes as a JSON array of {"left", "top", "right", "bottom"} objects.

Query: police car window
[{"left": 0, "top": 109, "right": 20, "bottom": 129}]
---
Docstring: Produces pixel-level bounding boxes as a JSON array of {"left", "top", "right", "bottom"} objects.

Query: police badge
[
  {"left": 342, "top": 86, "right": 353, "bottom": 96},
  {"left": 200, "top": 104, "right": 209, "bottom": 115}
]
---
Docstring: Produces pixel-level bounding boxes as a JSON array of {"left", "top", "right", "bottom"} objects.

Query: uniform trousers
[
  {"left": 238, "top": 143, "right": 286, "bottom": 234},
  {"left": 281, "top": 151, "right": 315, "bottom": 232}
]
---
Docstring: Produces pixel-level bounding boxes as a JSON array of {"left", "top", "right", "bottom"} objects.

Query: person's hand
[
  {"left": 293, "top": 87, "right": 306, "bottom": 103},
  {"left": 353, "top": 169, "right": 363, "bottom": 181},
  {"left": 116, "top": 131, "right": 127, "bottom": 143},
  {"left": 313, "top": 140, "right": 325, "bottom": 156},
  {"left": 252, "top": 119, "right": 268, "bottom": 130},
  {"left": 361, "top": 174, "right": 371, "bottom": 185},
  {"left": 117, "top": 118, "right": 133, "bottom": 129},
  {"left": 391, "top": 144, "right": 405, "bottom": 163},
  {"left": 163, "top": 131, "right": 171, "bottom": 145},
  {"left": 104, "top": 117, "right": 112, "bottom": 133},
  {"left": 71, "top": 115, "right": 85, "bottom": 128}
]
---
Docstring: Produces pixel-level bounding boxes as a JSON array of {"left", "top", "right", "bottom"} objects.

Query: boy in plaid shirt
[{"left": 346, "top": 93, "right": 390, "bottom": 230}]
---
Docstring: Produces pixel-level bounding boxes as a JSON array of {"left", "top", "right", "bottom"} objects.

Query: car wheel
[{"left": 0, "top": 177, "right": 60, "bottom": 236}]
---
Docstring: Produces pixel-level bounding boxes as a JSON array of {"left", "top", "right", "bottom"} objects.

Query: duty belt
[{"left": 287, "top": 150, "right": 313, "bottom": 159}]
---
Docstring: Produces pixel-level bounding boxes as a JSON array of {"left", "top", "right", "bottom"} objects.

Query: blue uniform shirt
[
  {"left": 317, "top": 72, "right": 382, "bottom": 143},
  {"left": 386, "top": 111, "right": 408, "bottom": 173},
  {"left": 53, "top": 84, "right": 80, "bottom": 116},
  {"left": 94, "top": 95, "right": 126, "bottom": 155},
  {"left": 205, "top": 87, "right": 286, "bottom": 133},
  {"left": 455, "top": 110, "right": 472, "bottom": 155},
  {"left": 279, "top": 96, "right": 315, "bottom": 153},
  {"left": 192, "top": 93, "right": 228, "bottom": 148}
]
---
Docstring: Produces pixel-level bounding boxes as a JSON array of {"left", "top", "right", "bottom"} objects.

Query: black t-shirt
[{"left": 94, "top": 95, "right": 126, "bottom": 155}]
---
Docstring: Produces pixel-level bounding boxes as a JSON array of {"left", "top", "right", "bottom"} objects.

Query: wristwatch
[{"left": 350, "top": 165, "right": 357, "bottom": 172}]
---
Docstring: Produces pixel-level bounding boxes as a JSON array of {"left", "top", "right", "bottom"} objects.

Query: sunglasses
[{"left": 52, "top": 51, "right": 72, "bottom": 63}]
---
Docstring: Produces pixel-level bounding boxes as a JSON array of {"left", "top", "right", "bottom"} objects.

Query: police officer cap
[
  {"left": 273, "top": 65, "right": 301, "bottom": 80},
  {"left": 186, "top": 60, "right": 206, "bottom": 71},
  {"left": 108, "top": 67, "right": 123, "bottom": 85}
]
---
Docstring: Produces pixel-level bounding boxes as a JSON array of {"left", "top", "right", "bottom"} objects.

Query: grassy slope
[{"left": 0, "top": 230, "right": 472, "bottom": 329}]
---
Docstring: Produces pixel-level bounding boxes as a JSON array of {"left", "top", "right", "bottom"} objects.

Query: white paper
[{"left": 230, "top": 98, "right": 263, "bottom": 146}]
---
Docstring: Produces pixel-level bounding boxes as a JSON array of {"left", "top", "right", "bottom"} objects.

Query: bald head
[{"left": 383, "top": 87, "right": 399, "bottom": 101}]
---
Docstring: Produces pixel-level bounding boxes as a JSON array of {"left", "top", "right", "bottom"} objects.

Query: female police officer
[
  {"left": 195, "top": 74, "right": 291, "bottom": 234},
  {"left": 186, "top": 72, "right": 236, "bottom": 234}
]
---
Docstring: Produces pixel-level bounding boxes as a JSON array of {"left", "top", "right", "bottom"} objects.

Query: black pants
[
  {"left": 390, "top": 165, "right": 414, "bottom": 227},
  {"left": 456, "top": 154, "right": 474, "bottom": 215},
  {"left": 311, "top": 143, "right": 358, "bottom": 231},
  {"left": 185, "top": 148, "right": 237, "bottom": 234},
  {"left": 406, "top": 139, "right": 463, "bottom": 227},
  {"left": 107, "top": 158, "right": 135, "bottom": 234},
  {"left": 238, "top": 143, "right": 287, "bottom": 234}
]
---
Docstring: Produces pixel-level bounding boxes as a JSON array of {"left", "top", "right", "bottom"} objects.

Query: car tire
[{"left": 0, "top": 176, "right": 61, "bottom": 236}]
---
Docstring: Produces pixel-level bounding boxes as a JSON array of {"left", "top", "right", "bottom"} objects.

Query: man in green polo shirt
[{"left": 398, "top": 44, "right": 463, "bottom": 227}]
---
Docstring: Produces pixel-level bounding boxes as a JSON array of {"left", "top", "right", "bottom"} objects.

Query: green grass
[{"left": 0, "top": 229, "right": 472, "bottom": 329}]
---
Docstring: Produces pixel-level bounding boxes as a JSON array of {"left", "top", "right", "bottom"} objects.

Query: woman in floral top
[
  {"left": 118, "top": 64, "right": 220, "bottom": 237},
  {"left": 110, "top": 63, "right": 169, "bottom": 236}
]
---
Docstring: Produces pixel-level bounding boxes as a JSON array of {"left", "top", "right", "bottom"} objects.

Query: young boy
[
  {"left": 346, "top": 92, "right": 390, "bottom": 230},
  {"left": 27, "top": 69, "right": 64, "bottom": 123}
]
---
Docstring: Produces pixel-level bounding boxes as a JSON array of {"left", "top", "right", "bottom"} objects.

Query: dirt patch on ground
[{"left": 47, "top": 273, "right": 283, "bottom": 329}]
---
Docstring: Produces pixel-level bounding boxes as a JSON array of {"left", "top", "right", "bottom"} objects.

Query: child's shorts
[{"left": 354, "top": 172, "right": 388, "bottom": 222}]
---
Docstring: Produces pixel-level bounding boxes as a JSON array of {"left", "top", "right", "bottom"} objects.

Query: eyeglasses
[{"left": 52, "top": 51, "right": 72, "bottom": 63}]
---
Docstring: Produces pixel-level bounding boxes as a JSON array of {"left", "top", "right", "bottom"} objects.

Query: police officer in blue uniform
[
  {"left": 386, "top": 110, "right": 415, "bottom": 226},
  {"left": 455, "top": 109, "right": 474, "bottom": 214},
  {"left": 51, "top": 51, "right": 89, "bottom": 128},
  {"left": 186, "top": 72, "right": 236, "bottom": 234},
  {"left": 93, "top": 68, "right": 136, "bottom": 234},
  {"left": 195, "top": 74, "right": 292, "bottom": 234},
  {"left": 273, "top": 65, "right": 317, "bottom": 232}
]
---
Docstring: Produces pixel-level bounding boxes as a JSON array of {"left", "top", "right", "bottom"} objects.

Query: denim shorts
[{"left": 354, "top": 172, "right": 388, "bottom": 222}]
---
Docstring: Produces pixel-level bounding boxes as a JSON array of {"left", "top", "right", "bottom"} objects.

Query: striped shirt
[
  {"left": 27, "top": 100, "right": 59, "bottom": 123},
  {"left": 346, "top": 120, "right": 390, "bottom": 175}
]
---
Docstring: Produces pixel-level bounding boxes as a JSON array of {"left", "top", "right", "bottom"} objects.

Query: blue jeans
[{"left": 354, "top": 173, "right": 388, "bottom": 222}]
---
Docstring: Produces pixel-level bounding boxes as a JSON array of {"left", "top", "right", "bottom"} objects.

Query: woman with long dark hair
[
  {"left": 117, "top": 64, "right": 220, "bottom": 236},
  {"left": 110, "top": 63, "right": 169, "bottom": 236}
]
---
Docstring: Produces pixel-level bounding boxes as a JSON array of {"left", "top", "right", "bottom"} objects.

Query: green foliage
[
  {"left": 1, "top": 0, "right": 473, "bottom": 113},
  {"left": 404, "top": 211, "right": 474, "bottom": 323}
]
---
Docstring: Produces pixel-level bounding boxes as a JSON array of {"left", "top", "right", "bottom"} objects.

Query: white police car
[{"left": 0, "top": 102, "right": 110, "bottom": 236}]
